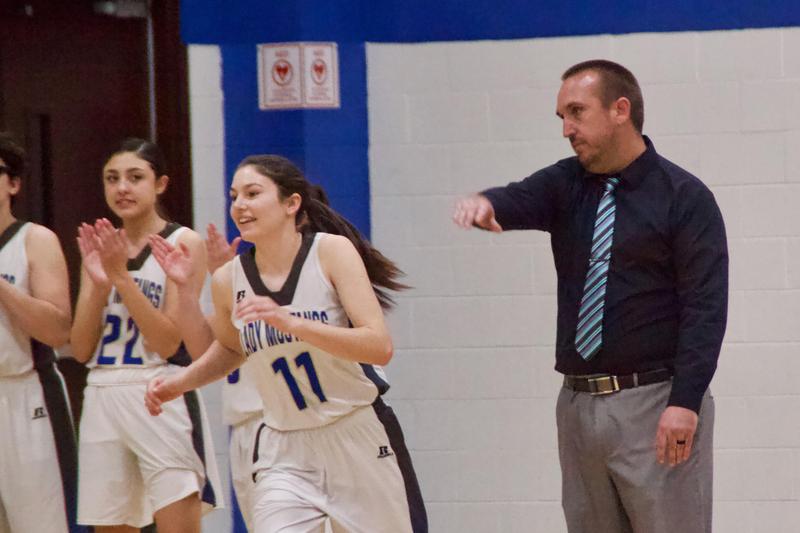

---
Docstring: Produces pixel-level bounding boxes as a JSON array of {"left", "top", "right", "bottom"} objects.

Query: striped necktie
[{"left": 575, "top": 176, "right": 621, "bottom": 360}]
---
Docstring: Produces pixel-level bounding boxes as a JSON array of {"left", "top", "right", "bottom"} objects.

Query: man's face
[{"left": 556, "top": 71, "right": 618, "bottom": 173}]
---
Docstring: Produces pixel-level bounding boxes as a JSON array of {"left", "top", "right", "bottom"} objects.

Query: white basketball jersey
[
  {"left": 0, "top": 221, "right": 34, "bottom": 377},
  {"left": 222, "top": 358, "right": 263, "bottom": 426},
  {"left": 87, "top": 224, "right": 188, "bottom": 374},
  {"left": 231, "top": 232, "right": 390, "bottom": 431}
]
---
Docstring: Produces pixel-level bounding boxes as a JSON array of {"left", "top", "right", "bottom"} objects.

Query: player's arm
[
  {"left": 207, "top": 260, "right": 245, "bottom": 357},
  {"left": 234, "top": 234, "right": 393, "bottom": 365},
  {"left": 93, "top": 219, "right": 193, "bottom": 359},
  {"left": 148, "top": 223, "right": 241, "bottom": 359},
  {"left": 72, "top": 222, "right": 115, "bottom": 362},
  {"left": 156, "top": 230, "right": 215, "bottom": 360},
  {"left": 145, "top": 263, "right": 245, "bottom": 414},
  {"left": 0, "top": 224, "right": 71, "bottom": 347}
]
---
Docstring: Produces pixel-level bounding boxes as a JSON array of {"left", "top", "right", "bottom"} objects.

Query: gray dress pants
[{"left": 556, "top": 380, "right": 714, "bottom": 533}]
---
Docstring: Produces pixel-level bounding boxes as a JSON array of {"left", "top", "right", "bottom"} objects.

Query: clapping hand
[
  {"left": 77, "top": 223, "right": 110, "bottom": 290},
  {"left": 149, "top": 234, "right": 194, "bottom": 287},
  {"left": 205, "top": 223, "right": 240, "bottom": 274},
  {"left": 93, "top": 218, "right": 129, "bottom": 283}
]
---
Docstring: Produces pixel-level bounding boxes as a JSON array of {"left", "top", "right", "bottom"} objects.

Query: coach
[{"left": 453, "top": 59, "right": 728, "bottom": 533}]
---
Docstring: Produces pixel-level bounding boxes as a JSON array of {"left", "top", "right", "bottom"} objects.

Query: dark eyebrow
[{"left": 229, "top": 181, "right": 264, "bottom": 194}]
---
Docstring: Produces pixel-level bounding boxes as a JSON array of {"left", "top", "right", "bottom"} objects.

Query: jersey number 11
[{"left": 272, "top": 351, "right": 327, "bottom": 410}]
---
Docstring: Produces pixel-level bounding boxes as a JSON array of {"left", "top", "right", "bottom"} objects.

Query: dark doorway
[{"left": 0, "top": 0, "right": 192, "bottom": 425}]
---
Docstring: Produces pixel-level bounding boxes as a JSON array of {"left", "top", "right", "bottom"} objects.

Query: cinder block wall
[
  {"left": 369, "top": 28, "right": 800, "bottom": 532},
  {"left": 188, "top": 44, "right": 231, "bottom": 533}
]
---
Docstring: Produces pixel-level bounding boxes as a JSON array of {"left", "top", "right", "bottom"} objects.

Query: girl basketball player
[
  {"left": 145, "top": 155, "right": 427, "bottom": 533},
  {"left": 0, "top": 133, "right": 83, "bottom": 533},
  {"left": 149, "top": 223, "right": 262, "bottom": 530},
  {"left": 150, "top": 189, "right": 340, "bottom": 531},
  {"left": 70, "top": 138, "right": 222, "bottom": 532},
  {"left": 206, "top": 224, "right": 262, "bottom": 530}
]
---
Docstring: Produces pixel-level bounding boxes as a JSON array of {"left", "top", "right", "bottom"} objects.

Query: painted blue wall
[
  {"left": 182, "top": 0, "right": 800, "bottom": 44},
  {"left": 221, "top": 42, "right": 369, "bottom": 241}
]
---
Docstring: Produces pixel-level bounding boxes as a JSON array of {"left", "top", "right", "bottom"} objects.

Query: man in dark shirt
[{"left": 453, "top": 60, "right": 727, "bottom": 533}]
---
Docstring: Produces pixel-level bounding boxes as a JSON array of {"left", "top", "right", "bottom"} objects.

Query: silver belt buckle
[{"left": 588, "top": 375, "right": 620, "bottom": 395}]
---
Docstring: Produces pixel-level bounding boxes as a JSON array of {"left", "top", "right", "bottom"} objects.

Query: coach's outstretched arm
[{"left": 453, "top": 194, "right": 503, "bottom": 232}]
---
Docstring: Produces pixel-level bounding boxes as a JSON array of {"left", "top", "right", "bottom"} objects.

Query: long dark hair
[{"left": 238, "top": 155, "right": 409, "bottom": 309}]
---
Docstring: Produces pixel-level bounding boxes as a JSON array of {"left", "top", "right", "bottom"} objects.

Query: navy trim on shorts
[
  {"left": 371, "top": 397, "right": 428, "bottom": 533},
  {"left": 183, "top": 390, "right": 217, "bottom": 507},
  {"left": 32, "top": 340, "right": 87, "bottom": 533},
  {"left": 251, "top": 422, "right": 267, "bottom": 482}
]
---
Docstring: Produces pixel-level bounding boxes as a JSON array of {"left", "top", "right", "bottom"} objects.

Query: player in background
[
  {"left": 0, "top": 132, "right": 84, "bottom": 533},
  {"left": 70, "top": 138, "right": 222, "bottom": 533},
  {"left": 145, "top": 155, "right": 427, "bottom": 533},
  {"left": 207, "top": 224, "right": 262, "bottom": 531},
  {"left": 150, "top": 222, "right": 261, "bottom": 530}
]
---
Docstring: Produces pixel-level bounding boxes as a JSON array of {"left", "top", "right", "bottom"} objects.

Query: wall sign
[{"left": 258, "top": 42, "right": 339, "bottom": 110}]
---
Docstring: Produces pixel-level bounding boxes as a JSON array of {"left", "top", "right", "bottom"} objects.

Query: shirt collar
[{"left": 580, "top": 135, "right": 658, "bottom": 189}]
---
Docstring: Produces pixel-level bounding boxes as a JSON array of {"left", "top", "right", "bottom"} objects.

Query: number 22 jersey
[
  {"left": 231, "top": 232, "right": 390, "bottom": 431},
  {"left": 86, "top": 223, "right": 188, "bottom": 383}
]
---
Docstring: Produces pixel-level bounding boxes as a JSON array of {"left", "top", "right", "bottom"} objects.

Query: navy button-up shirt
[{"left": 483, "top": 137, "right": 728, "bottom": 413}]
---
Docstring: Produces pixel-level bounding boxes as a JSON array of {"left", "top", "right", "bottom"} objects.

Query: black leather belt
[{"left": 562, "top": 368, "right": 672, "bottom": 395}]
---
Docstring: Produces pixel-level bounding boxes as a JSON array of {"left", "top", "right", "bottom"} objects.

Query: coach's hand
[
  {"left": 453, "top": 194, "right": 503, "bottom": 232},
  {"left": 145, "top": 375, "right": 184, "bottom": 416},
  {"left": 655, "top": 406, "right": 698, "bottom": 467}
]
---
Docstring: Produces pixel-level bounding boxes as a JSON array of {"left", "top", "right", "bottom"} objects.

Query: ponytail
[
  {"left": 238, "top": 155, "right": 409, "bottom": 309},
  {"left": 303, "top": 195, "right": 409, "bottom": 309}
]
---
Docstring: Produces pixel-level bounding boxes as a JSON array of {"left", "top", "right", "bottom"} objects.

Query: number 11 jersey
[{"left": 231, "top": 232, "right": 390, "bottom": 431}]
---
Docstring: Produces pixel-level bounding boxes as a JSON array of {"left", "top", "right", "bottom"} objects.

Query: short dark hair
[
  {"left": 0, "top": 132, "right": 26, "bottom": 179},
  {"left": 562, "top": 59, "right": 644, "bottom": 134}
]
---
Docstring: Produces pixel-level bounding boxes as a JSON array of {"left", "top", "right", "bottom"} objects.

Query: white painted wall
[
  {"left": 369, "top": 28, "right": 800, "bottom": 532},
  {"left": 187, "top": 44, "right": 231, "bottom": 532}
]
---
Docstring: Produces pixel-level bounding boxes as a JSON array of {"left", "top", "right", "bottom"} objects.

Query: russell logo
[{"left": 377, "top": 445, "right": 394, "bottom": 459}]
